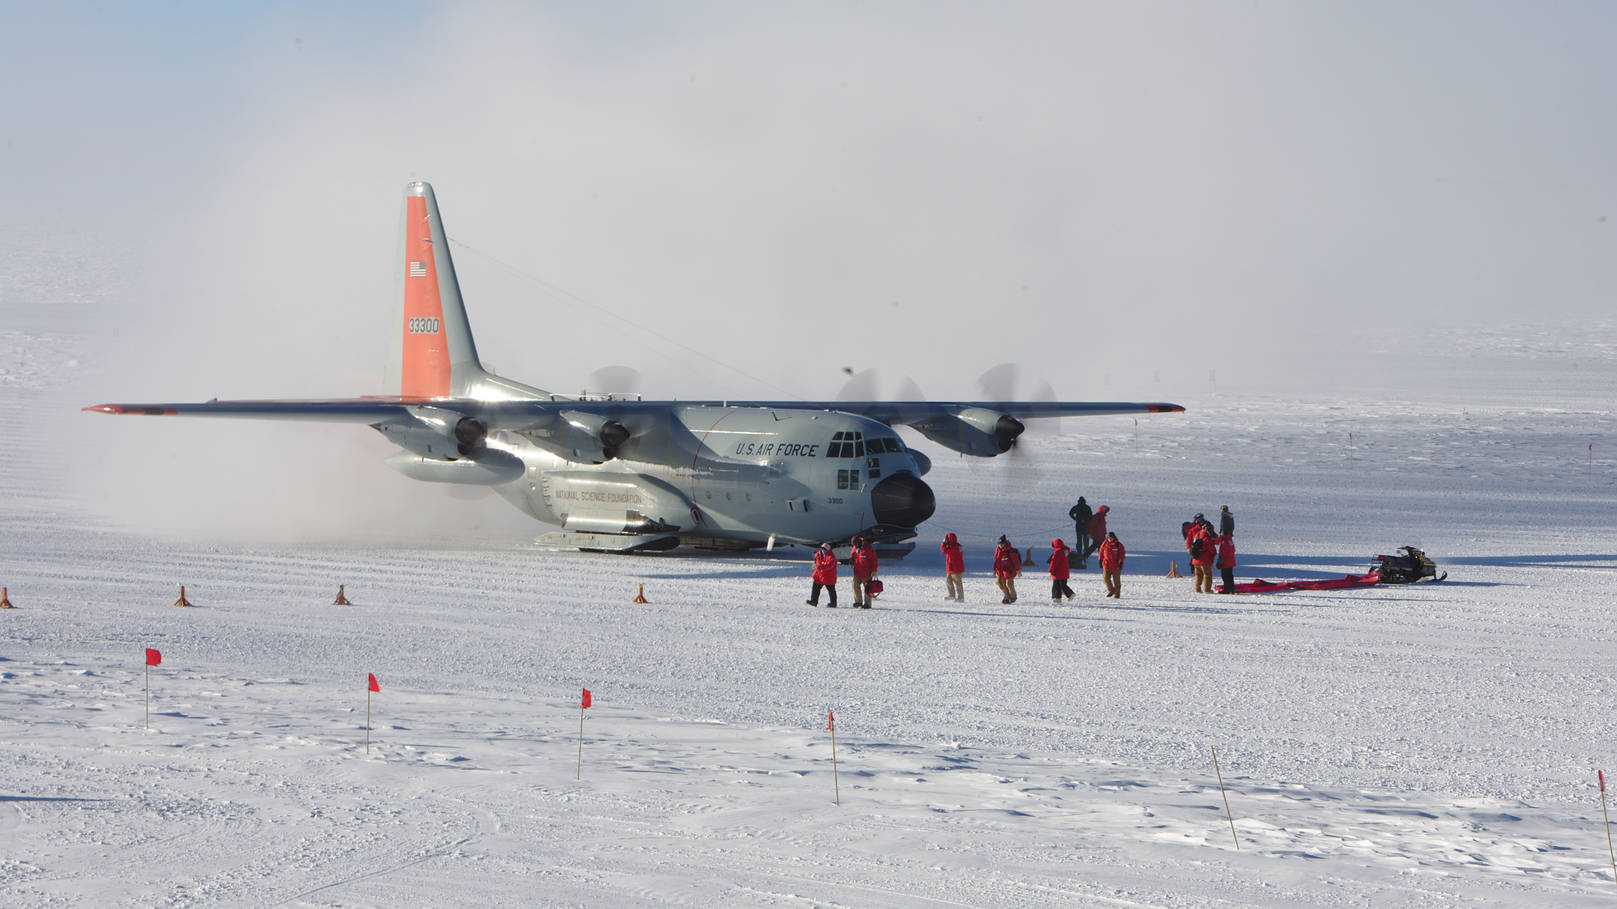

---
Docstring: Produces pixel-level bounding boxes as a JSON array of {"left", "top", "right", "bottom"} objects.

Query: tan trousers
[
  {"left": 853, "top": 576, "right": 872, "bottom": 604},
  {"left": 1103, "top": 570, "right": 1122, "bottom": 597},
  {"left": 996, "top": 576, "right": 1017, "bottom": 602},
  {"left": 1193, "top": 564, "right": 1213, "bottom": 593},
  {"left": 945, "top": 572, "right": 963, "bottom": 600}
]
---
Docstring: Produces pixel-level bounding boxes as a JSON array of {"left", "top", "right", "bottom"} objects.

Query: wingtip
[
  {"left": 83, "top": 404, "right": 177, "bottom": 415},
  {"left": 1148, "top": 403, "right": 1187, "bottom": 413}
]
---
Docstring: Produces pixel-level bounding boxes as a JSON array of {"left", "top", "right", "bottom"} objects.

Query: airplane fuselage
[{"left": 484, "top": 406, "right": 933, "bottom": 548}]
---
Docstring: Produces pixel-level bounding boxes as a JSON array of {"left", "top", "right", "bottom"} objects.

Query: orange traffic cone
[
  {"left": 1025, "top": 548, "right": 1036, "bottom": 569},
  {"left": 1166, "top": 561, "right": 1182, "bottom": 578},
  {"left": 333, "top": 585, "right": 352, "bottom": 605},
  {"left": 0, "top": 587, "right": 13, "bottom": 609},
  {"left": 632, "top": 584, "right": 649, "bottom": 604},
  {"left": 172, "top": 586, "right": 193, "bottom": 607}
]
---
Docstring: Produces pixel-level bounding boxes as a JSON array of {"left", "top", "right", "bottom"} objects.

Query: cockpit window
[
  {"left": 826, "top": 431, "right": 867, "bottom": 458},
  {"left": 825, "top": 432, "right": 904, "bottom": 457}
]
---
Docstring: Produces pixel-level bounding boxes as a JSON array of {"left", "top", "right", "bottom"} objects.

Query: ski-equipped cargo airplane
[{"left": 86, "top": 182, "right": 1183, "bottom": 554}]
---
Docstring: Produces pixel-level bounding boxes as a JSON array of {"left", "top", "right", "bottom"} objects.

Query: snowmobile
[{"left": 1370, "top": 546, "right": 1447, "bottom": 583}]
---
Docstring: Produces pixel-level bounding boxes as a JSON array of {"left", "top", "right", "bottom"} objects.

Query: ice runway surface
[{"left": 5, "top": 322, "right": 1617, "bottom": 907}]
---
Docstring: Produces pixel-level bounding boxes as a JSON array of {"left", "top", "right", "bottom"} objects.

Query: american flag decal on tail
[{"left": 409, "top": 260, "right": 427, "bottom": 278}]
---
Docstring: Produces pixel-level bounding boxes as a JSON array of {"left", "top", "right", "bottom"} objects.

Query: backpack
[{"left": 1189, "top": 536, "right": 1205, "bottom": 559}]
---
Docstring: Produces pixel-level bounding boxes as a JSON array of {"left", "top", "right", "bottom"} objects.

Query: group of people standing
[
  {"left": 946, "top": 499, "right": 1128, "bottom": 606},
  {"left": 1182, "top": 505, "right": 1236, "bottom": 594},
  {"left": 805, "top": 501, "right": 1236, "bottom": 607},
  {"left": 981, "top": 528, "right": 1125, "bottom": 604}
]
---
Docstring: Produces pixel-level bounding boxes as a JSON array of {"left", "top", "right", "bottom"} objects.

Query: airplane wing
[
  {"left": 85, "top": 398, "right": 1183, "bottom": 424},
  {"left": 86, "top": 396, "right": 1181, "bottom": 462}
]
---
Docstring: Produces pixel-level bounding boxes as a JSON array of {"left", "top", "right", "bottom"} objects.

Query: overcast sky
[{"left": 6, "top": 1, "right": 1614, "bottom": 402}]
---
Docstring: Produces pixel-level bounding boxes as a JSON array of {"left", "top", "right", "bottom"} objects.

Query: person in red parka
[
  {"left": 1098, "top": 531, "right": 1126, "bottom": 598},
  {"left": 992, "top": 535, "right": 1021, "bottom": 604},
  {"left": 941, "top": 532, "right": 965, "bottom": 602},
  {"left": 1216, "top": 534, "right": 1236, "bottom": 594},
  {"left": 807, "top": 541, "right": 839, "bottom": 608},
  {"left": 1082, "top": 505, "right": 1110, "bottom": 563},
  {"left": 1047, "top": 538, "right": 1075, "bottom": 602},
  {"left": 1188, "top": 521, "right": 1216, "bottom": 593},
  {"left": 850, "top": 536, "right": 878, "bottom": 608}
]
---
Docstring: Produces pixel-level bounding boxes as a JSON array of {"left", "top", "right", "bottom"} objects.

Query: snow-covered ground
[{"left": 5, "top": 297, "right": 1617, "bottom": 906}]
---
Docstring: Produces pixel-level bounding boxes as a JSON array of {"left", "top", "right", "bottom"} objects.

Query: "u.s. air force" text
[{"left": 733, "top": 441, "right": 819, "bottom": 457}]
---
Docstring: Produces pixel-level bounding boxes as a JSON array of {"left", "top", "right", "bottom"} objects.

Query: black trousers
[
  {"left": 1220, "top": 567, "right": 1234, "bottom": 593},
  {"left": 1051, "top": 578, "right": 1074, "bottom": 599},
  {"left": 810, "top": 582, "right": 837, "bottom": 606},
  {"left": 1074, "top": 529, "right": 1091, "bottom": 563}
]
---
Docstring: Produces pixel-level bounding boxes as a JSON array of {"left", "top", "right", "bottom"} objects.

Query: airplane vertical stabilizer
[{"left": 387, "top": 181, "right": 545, "bottom": 401}]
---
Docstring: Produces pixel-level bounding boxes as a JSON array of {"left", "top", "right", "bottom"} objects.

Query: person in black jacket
[
  {"left": 1068, "top": 496, "right": 1093, "bottom": 568},
  {"left": 1219, "top": 505, "right": 1234, "bottom": 538}
]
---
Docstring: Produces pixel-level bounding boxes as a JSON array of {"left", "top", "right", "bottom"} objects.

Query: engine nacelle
[
  {"left": 558, "top": 410, "right": 634, "bottom": 462},
  {"left": 909, "top": 407, "right": 1025, "bottom": 457},
  {"left": 375, "top": 406, "right": 492, "bottom": 460}
]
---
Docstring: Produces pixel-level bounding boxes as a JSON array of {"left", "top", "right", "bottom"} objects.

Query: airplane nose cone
[{"left": 870, "top": 474, "right": 936, "bottom": 528}]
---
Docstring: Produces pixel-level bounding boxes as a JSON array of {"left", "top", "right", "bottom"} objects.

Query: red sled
[
  {"left": 1287, "top": 572, "right": 1382, "bottom": 591},
  {"left": 1218, "top": 571, "right": 1382, "bottom": 594},
  {"left": 1221, "top": 578, "right": 1290, "bottom": 594}
]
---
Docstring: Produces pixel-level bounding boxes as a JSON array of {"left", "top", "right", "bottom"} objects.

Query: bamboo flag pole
[
  {"left": 1211, "top": 745, "right": 1238, "bottom": 849},
  {"left": 1601, "top": 770, "right": 1615, "bottom": 884},
  {"left": 144, "top": 648, "right": 161, "bottom": 730},
  {"left": 577, "top": 688, "right": 591, "bottom": 780},
  {"left": 365, "top": 673, "right": 379, "bottom": 755},
  {"left": 828, "top": 709, "right": 840, "bottom": 806}
]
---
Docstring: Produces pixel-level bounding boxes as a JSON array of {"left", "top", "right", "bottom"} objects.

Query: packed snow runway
[{"left": 5, "top": 324, "right": 1617, "bottom": 907}]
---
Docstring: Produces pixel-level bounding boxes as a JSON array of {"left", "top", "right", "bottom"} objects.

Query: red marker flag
[
  {"left": 581, "top": 688, "right": 592, "bottom": 709},
  {"left": 145, "top": 648, "right": 162, "bottom": 666},
  {"left": 367, "top": 673, "right": 380, "bottom": 692},
  {"left": 827, "top": 709, "right": 835, "bottom": 731},
  {"left": 1602, "top": 770, "right": 1607, "bottom": 793}
]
